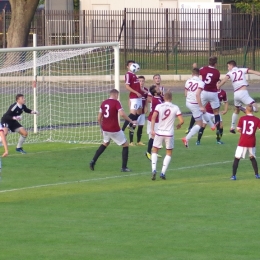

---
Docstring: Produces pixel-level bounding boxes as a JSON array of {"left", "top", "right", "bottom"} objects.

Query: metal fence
[{"left": 1, "top": 8, "right": 260, "bottom": 73}]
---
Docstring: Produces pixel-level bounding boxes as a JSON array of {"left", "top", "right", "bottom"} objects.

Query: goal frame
[{"left": 0, "top": 41, "right": 120, "bottom": 134}]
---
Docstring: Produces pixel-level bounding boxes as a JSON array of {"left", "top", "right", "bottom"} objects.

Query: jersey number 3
[
  {"left": 104, "top": 104, "right": 110, "bottom": 118},
  {"left": 242, "top": 120, "right": 254, "bottom": 135}
]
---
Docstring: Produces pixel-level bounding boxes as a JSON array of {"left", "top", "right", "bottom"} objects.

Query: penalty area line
[{"left": 0, "top": 160, "right": 233, "bottom": 194}]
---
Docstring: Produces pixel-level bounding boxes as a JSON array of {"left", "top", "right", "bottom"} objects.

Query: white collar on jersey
[
  {"left": 208, "top": 66, "right": 216, "bottom": 69},
  {"left": 192, "top": 76, "right": 200, "bottom": 79},
  {"left": 16, "top": 102, "right": 22, "bottom": 109},
  {"left": 247, "top": 114, "right": 253, "bottom": 116}
]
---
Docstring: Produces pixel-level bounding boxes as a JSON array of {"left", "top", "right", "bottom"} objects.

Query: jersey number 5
[
  {"left": 242, "top": 120, "right": 254, "bottom": 135},
  {"left": 204, "top": 73, "right": 213, "bottom": 84},
  {"left": 104, "top": 104, "right": 110, "bottom": 118}
]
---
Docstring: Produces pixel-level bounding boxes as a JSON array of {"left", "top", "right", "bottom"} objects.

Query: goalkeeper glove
[
  {"left": 31, "top": 110, "right": 39, "bottom": 115},
  {"left": 13, "top": 116, "right": 22, "bottom": 121}
]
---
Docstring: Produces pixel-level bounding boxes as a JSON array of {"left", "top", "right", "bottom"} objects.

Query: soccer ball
[{"left": 130, "top": 63, "right": 140, "bottom": 73}]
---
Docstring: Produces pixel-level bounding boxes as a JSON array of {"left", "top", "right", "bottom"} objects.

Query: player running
[
  {"left": 196, "top": 89, "right": 228, "bottom": 145},
  {"left": 1, "top": 94, "right": 38, "bottom": 154},
  {"left": 182, "top": 68, "right": 216, "bottom": 147},
  {"left": 121, "top": 60, "right": 142, "bottom": 132},
  {"left": 89, "top": 89, "right": 136, "bottom": 172},
  {"left": 231, "top": 104, "right": 260, "bottom": 180},
  {"left": 194, "top": 56, "right": 222, "bottom": 134},
  {"left": 146, "top": 85, "right": 164, "bottom": 160},
  {"left": 217, "top": 60, "right": 260, "bottom": 133},
  {"left": 151, "top": 92, "right": 184, "bottom": 180}
]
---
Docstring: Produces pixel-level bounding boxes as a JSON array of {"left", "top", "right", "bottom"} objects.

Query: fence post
[
  {"left": 2, "top": 9, "right": 6, "bottom": 48},
  {"left": 252, "top": 13, "right": 255, "bottom": 70},
  {"left": 208, "top": 9, "right": 212, "bottom": 57},
  {"left": 132, "top": 19, "right": 135, "bottom": 52},
  {"left": 82, "top": 10, "right": 86, "bottom": 44},
  {"left": 166, "top": 8, "right": 169, "bottom": 70},
  {"left": 41, "top": 9, "right": 45, "bottom": 46},
  {"left": 124, "top": 8, "right": 127, "bottom": 66}
]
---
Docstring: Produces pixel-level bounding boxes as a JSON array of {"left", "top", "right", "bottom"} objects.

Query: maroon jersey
[
  {"left": 237, "top": 115, "right": 260, "bottom": 147},
  {"left": 148, "top": 96, "right": 163, "bottom": 122},
  {"left": 141, "top": 87, "right": 148, "bottom": 114},
  {"left": 125, "top": 71, "right": 142, "bottom": 98},
  {"left": 100, "top": 98, "right": 122, "bottom": 132},
  {"left": 199, "top": 66, "right": 220, "bottom": 92},
  {"left": 205, "top": 89, "right": 228, "bottom": 114}
]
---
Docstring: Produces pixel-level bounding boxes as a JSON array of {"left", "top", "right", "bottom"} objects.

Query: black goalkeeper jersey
[{"left": 2, "top": 102, "right": 32, "bottom": 122}]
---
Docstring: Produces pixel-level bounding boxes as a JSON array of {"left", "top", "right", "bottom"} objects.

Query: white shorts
[
  {"left": 186, "top": 102, "right": 202, "bottom": 120},
  {"left": 202, "top": 112, "right": 222, "bottom": 124},
  {"left": 103, "top": 130, "right": 127, "bottom": 146},
  {"left": 147, "top": 120, "right": 158, "bottom": 138},
  {"left": 137, "top": 114, "right": 145, "bottom": 126},
  {"left": 153, "top": 134, "right": 174, "bottom": 150},
  {"left": 130, "top": 98, "right": 142, "bottom": 110},
  {"left": 201, "top": 91, "right": 220, "bottom": 109},
  {"left": 234, "top": 90, "right": 255, "bottom": 107},
  {"left": 235, "top": 146, "right": 256, "bottom": 159}
]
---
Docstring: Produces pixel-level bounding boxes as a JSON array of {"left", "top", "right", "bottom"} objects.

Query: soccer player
[
  {"left": 196, "top": 89, "right": 228, "bottom": 145},
  {"left": 89, "top": 89, "right": 136, "bottom": 172},
  {"left": 217, "top": 60, "right": 260, "bottom": 133},
  {"left": 231, "top": 104, "right": 260, "bottom": 180},
  {"left": 1, "top": 94, "right": 38, "bottom": 154},
  {"left": 145, "top": 85, "right": 164, "bottom": 160},
  {"left": 121, "top": 60, "right": 142, "bottom": 132},
  {"left": 153, "top": 74, "right": 165, "bottom": 97},
  {"left": 150, "top": 92, "right": 184, "bottom": 180},
  {"left": 182, "top": 68, "right": 216, "bottom": 147},
  {"left": 194, "top": 57, "right": 222, "bottom": 134},
  {"left": 131, "top": 75, "right": 148, "bottom": 146},
  {"left": 0, "top": 124, "right": 8, "bottom": 157}
]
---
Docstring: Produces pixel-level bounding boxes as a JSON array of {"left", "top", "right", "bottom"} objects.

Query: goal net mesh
[{"left": 0, "top": 45, "right": 117, "bottom": 144}]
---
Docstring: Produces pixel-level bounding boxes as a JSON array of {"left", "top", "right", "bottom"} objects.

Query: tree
[
  {"left": 235, "top": 0, "right": 260, "bottom": 13},
  {"left": 7, "top": 0, "right": 40, "bottom": 48}
]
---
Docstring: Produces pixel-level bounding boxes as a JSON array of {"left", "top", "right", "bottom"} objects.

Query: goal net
[{"left": 0, "top": 42, "right": 120, "bottom": 144}]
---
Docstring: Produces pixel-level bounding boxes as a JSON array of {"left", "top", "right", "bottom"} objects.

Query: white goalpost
[{"left": 0, "top": 41, "right": 120, "bottom": 144}]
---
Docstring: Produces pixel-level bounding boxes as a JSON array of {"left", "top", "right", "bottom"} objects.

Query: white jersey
[
  {"left": 226, "top": 67, "right": 249, "bottom": 92},
  {"left": 185, "top": 76, "right": 205, "bottom": 103},
  {"left": 154, "top": 102, "right": 182, "bottom": 136}
]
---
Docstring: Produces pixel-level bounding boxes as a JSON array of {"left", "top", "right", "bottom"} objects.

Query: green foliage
[
  {"left": 73, "top": 0, "right": 79, "bottom": 10},
  {"left": 235, "top": 0, "right": 260, "bottom": 14}
]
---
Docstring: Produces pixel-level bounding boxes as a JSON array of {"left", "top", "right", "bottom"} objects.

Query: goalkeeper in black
[{"left": 1, "top": 94, "right": 39, "bottom": 154}]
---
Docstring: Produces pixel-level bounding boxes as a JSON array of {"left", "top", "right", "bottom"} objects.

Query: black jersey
[{"left": 2, "top": 103, "right": 32, "bottom": 122}]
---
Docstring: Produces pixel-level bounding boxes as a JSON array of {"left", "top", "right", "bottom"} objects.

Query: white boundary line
[{"left": 0, "top": 160, "right": 232, "bottom": 194}]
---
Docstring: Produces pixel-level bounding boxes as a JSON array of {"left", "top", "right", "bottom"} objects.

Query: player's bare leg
[
  {"left": 16, "top": 127, "right": 28, "bottom": 154},
  {"left": 121, "top": 141, "right": 131, "bottom": 172},
  {"left": 183, "top": 119, "right": 203, "bottom": 148},
  {"left": 230, "top": 107, "right": 240, "bottom": 134},
  {"left": 90, "top": 142, "right": 109, "bottom": 170}
]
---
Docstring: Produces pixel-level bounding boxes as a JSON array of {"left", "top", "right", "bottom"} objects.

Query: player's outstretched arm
[
  {"left": 221, "top": 101, "right": 229, "bottom": 115},
  {"left": 119, "top": 110, "right": 136, "bottom": 125},
  {"left": 151, "top": 111, "right": 158, "bottom": 137},
  {"left": 0, "top": 131, "right": 8, "bottom": 157},
  {"left": 217, "top": 76, "right": 229, "bottom": 89},
  {"left": 248, "top": 69, "right": 260, "bottom": 77},
  {"left": 176, "top": 115, "right": 184, "bottom": 129}
]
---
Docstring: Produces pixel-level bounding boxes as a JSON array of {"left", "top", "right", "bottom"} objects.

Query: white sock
[
  {"left": 161, "top": 155, "right": 171, "bottom": 175},
  {"left": 186, "top": 125, "right": 200, "bottom": 140},
  {"left": 151, "top": 152, "right": 158, "bottom": 172},
  {"left": 231, "top": 113, "right": 238, "bottom": 129},
  {"left": 202, "top": 113, "right": 214, "bottom": 128},
  {"left": 17, "top": 135, "right": 26, "bottom": 148}
]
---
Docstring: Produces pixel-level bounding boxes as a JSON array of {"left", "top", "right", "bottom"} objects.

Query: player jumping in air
[
  {"left": 151, "top": 92, "right": 184, "bottom": 180},
  {"left": 89, "top": 89, "right": 136, "bottom": 172},
  {"left": 146, "top": 85, "right": 164, "bottom": 160},
  {"left": 231, "top": 104, "right": 260, "bottom": 180},
  {"left": 1, "top": 94, "right": 38, "bottom": 154},
  {"left": 121, "top": 60, "right": 142, "bottom": 133},
  {"left": 217, "top": 60, "right": 260, "bottom": 134},
  {"left": 196, "top": 89, "right": 228, "bottom": 145},
  {"left": 182, "top": 68, "right": 216, "bottom": 147},
  {"left": 193, "top": 56, "right": 221, "bottom": 134},
  {"left": 133, "top": 76, "right": 148, "bottom": 146}
]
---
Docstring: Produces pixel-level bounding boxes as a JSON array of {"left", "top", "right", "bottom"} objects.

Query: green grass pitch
[{"left": 0, "top": 91, "right": 260, "bottom": 260}]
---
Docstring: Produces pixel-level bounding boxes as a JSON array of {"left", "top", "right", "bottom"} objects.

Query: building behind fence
[{"left": 0, "top": 7, "right": 260, "bottom": 73}]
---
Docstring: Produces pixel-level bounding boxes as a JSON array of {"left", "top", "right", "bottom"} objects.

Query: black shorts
[{"left": 1, "top": 119, "right": 22, "bottom": 132}]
